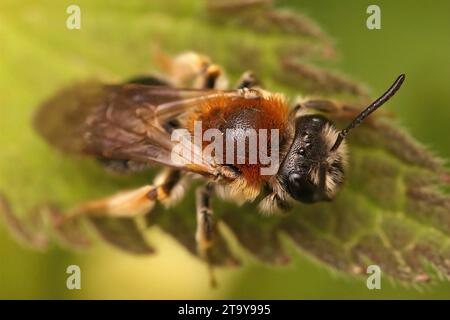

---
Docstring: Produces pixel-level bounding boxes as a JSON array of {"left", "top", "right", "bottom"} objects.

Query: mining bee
[{"left": 35, "top": 52, "right": 405, "bottom": 284}]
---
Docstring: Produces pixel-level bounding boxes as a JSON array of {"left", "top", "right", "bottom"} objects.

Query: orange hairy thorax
[{"left": 186, "top": 94, "right": 290, "bottom": 187}]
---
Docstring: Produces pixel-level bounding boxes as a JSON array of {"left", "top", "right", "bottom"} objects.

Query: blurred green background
[{"left": 1, "top": 0, "right": 450, "bottom": 299}]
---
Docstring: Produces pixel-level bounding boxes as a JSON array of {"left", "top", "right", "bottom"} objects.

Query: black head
[
  {"left": 278, "top": 114, "right": 344, "bottom": 203},
  {"left": 278, "top": 74, "right": 406, "bottom": 204}
]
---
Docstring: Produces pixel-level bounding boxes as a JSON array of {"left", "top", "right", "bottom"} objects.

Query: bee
[{"left": 35, "top": 52, "right": 405, "bottom": 282}]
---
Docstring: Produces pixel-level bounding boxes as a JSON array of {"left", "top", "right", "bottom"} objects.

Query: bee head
[
  {"left": 278, "top": 74, "right": 406, "bottom": 204},
  {"left": 278, "top": 114, "right": 346, "bottom": 203}
]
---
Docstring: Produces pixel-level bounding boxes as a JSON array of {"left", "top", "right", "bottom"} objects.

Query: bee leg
[
  {"left": 291, "top": 98, "right": 361, "bottom": 120},
  {"left": 63, "top": 169, "right": 182, "bottom": 221},
  {"left": 155, "top": 51, "right": 210, "bottom": 86},
  {"left": 198, "top": 64, "right": 228, "bottom": 89},
  {"left": 236, "top": 71, "right": 261, "bottom": 89},
  {"left": 259, "top": 192, "right": 292, "bottom": 214},
  {"left": 195, "top": 184, "right": 217, "bottom": 287},
  {"left": 156, "top": 51, "right": 228, "bottom": 90},
  {"left": 0, "top": 170, "right": 183, "bottom": 251},
  {"left": 62, "top": 185, "right": 156, "bottom": 221},
  {"left": 148, "top": 169, "right": 183, "bottom": 207}
]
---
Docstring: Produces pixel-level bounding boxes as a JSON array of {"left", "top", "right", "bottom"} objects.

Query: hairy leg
[
  {"left": 0, "top": 170, "right": 183, "bottom": 252},
  {"left": 195, "top": 184, "right": 218, "bottom": 287},
  {"left": 155, "top": 51, "right": 229, "bottom": 90},
  {"left": 291, "top": 98, "right": 364, "bottom": 120},
  {"left": 66, "top": 169, "right": 182, "bottom": 220},
  {"left": 236, "top": 71, "right": 261, "bottom": 89}
]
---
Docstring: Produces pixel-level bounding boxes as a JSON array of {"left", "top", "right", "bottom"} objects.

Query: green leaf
[
  {"left": 1, "top": 0, "right": 450, "bottom": 290},
  {"left": 89, "top": 217, "right": 154, "bottom": 254}
]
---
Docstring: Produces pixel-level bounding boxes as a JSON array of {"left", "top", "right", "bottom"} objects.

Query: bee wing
[{"left": 34, "top": 82, "right": 245, "bottom": 176}]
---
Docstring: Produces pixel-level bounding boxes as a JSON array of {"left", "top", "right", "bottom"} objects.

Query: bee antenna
[{"left": 330, "top": 74, "right": 406, "bottom": 152}]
